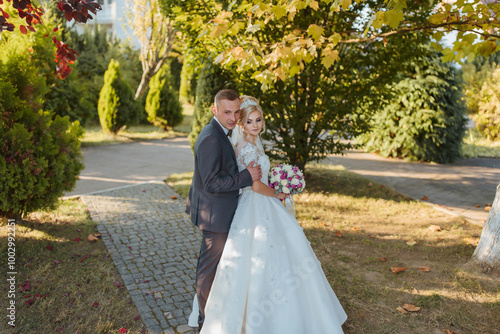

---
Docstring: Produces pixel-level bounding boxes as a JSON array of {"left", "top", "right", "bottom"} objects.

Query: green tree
[
  {"left": 475, "top": 67, "right": 500, "bottom": 140},
  {"left": 358, "top": 49, "right": 467, "bottom": 163},
  {"left": 145, "top": 65, "right": 183, "bottom": 130},
  {"left": 98, "top": 59, "right": 140, "bottom": 134},
  {"left": 0, "top": 54, "right": 84, "bottom": 218},
  {"left": 188, "top": 62, "right": 236, "bottom": 151},
  {"left": 179, "top": 52, "right": 199, "bottom": 104}
]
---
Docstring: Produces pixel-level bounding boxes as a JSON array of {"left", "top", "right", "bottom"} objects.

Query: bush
[
  {"left": 98, "top": 59, "right": 141, "bottom": 134},
  {"left": 358, "top": 51, "right": 467, "bottom": 163},
  {"left": 0, "top": 55, "right": 84, "bottom": 218},
  {"left": 145, "top": 65, "right": 183, "bottom": 130},
  {"left": 188, "top": 62, "right": 235, "bottom": 151},
  {"left": 475, "top": 67, "right": 500, "bottom": 140},
  {"left": 179, "top": 53, "right": 198, "bottom": 104}
]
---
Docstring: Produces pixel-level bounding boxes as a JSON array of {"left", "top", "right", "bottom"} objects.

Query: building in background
[{"left": 73, "top": 0, "right": 139, "bottom": 48}]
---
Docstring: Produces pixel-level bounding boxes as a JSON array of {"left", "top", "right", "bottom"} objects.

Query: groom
[{"left": 186, "top": 89, "right": 262, "bottom": 330}]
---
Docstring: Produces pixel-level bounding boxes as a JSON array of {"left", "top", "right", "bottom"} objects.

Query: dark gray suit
[{"left": 186, "top": 118, "right": 252, "bottom": 328}]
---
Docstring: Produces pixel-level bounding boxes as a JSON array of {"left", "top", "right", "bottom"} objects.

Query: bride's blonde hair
[{"left": 238, "top": 95, "right": 266, "bottom": 132}]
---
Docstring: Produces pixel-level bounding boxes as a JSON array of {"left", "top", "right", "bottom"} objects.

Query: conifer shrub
[
  {"left": 358, "top": 52, "right": 467, "bottom": 163},
  {"left": 145, "top": 65, "right": 183, "bottom": 130},
  {"left": 188, "top": 63, "right": 235, "bottom": 151},
  {"left": 0, "top": 55, "right": 84, "bottom": 218},
  {"left": 98, "top": 59, "right": 140, "bottom": 134}
]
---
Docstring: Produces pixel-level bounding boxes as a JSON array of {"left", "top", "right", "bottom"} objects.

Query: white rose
[
  {"left": 283, "top": 165, "right": 293, "bottom": 173},
  {"left": 282, "top": 187, "right": 290, "bottom": 194},
  {"left": 281, "top": 179, "right": 288, "bottom": 186},
  {"left": 291, "top": 178, "right": 300, "bottom": 186}
]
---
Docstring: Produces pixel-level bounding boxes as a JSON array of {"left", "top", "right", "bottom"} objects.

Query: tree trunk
[{"left": 473, "top": 183, "right": 500, "bottom": 270}]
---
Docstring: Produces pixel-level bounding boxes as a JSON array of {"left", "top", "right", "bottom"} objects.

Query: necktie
[{"left": 227, "top": 130, "right": 232, "bottom": 137}]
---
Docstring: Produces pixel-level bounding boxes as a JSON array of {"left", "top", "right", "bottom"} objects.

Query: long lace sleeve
[{"left": 235, "top": 142, "right": 260, "bottom": 171}]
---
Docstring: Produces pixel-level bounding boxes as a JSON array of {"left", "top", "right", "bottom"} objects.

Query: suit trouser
[{"left": 195, "top": 230, "right": 228, "bottom": 328}]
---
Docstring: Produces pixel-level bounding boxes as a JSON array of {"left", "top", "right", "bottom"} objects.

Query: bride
[{"left": 189, "top": 95, "right": 347, "bottom": 333}]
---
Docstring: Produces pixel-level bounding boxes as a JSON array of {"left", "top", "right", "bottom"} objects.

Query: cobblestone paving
[{"left": 81, "top": 181, "right": 200, "bottom": 334}]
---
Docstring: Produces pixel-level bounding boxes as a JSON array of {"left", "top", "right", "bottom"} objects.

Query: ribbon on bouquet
[{"left": 285, "top": 195, "right": 295, "bottom": 217}]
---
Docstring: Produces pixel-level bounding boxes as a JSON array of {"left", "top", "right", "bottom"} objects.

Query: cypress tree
[
  {"left": 188, "top": 62, "right": 235, "bottom": 151},
  {"left": 145, "top": 65, "right": 183, "bottom": 130},
  {"left": 98, "top": 59, "right": 140, "bottom": 134}
]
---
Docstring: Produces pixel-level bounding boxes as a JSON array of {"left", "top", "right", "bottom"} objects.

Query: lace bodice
[{"left": 236, "top": 142, "right": 270, "bottom": 186}]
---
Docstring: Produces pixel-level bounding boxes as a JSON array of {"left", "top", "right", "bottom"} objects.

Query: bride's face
[{"left": 243, "top": 110, "right": 263, "bottom": 138}]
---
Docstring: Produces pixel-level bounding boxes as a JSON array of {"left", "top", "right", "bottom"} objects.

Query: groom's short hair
[{"left": 214, "top": 89, "right": 239, "bottom": 110}]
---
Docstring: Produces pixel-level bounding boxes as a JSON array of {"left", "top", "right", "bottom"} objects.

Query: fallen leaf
[
  {"left": 54, "top": 260, "right": 62, "bottom": 264},
  {"left": 419, "top": 267, "right": 431, "bottom": 272},
  {"left": 379, "top": 257, "right": 388, "bottom": 262},
  {"left": 391, "top": 267, "right": 407, "bottom": 274},
  {"left": 21, "top": 282, "right": 31, "bottom": 291},
  {"left": 73, "top": 238, "right": 81, "bottom": 242},
  {"left": 485, "top": 206, "right": 491, "bottom": 212},
  {"left": 133, "top": 315, "right": 140, "bottom": 321},
  {"left": 142, "top": 190, "right": 146, "bottom": 192},
  {"left": 380, "top": 185, "right": 385, "bottom": 188},
  {"left": 462, "top": 237, "right": 479, "bottom": 246},
  {"left": 119, "top": 328, "right": 128, "bottom": 333},
  {"left": 396, "top": 306, "right": 407, "bottom": 314},
  {"left": 352, "top": 226, "right": 359, "bottom": 231},
  {"left": 87, "top": 234, "right": 99, "bottom": 242},
  {"left": 335, "top": 230, "right": 342, "bottom": 237},
  {"left": 475, "top": 204, "right": 481, "bottom": 208},
  {"left": 429, "top": 225, "right": 442, "bottom": 232},
  {"left": 46, "top": 245, "right": 53, "bottom": 250},
  {"left": 421, "top": 196, "right": 428, "bottom": 201},
  {"left": 92, "top": 302, "right": 99, "bottom": 308},
  {"left": 171, "top": 196, "right": 177, "bottom": 199},
  {"left": 402, "top": 304, "right": 420, "bottom": 312},
  {"left": 93, "top": 233, "right": 102, "bottom": 237},
  {"left": 443, "top": 330, "right": 458, "bottom": 334},
  {"left": 318, "top": 223, "right": 325, "bottom": 226},
  {"left": 113, "top": 281, "right": 123, "bottom": 289},
  {"left": 406, "top": 240, "right": 417, "bottom": 246},
  {"left": 25, "top": 298, "right": 35, "bottom": 307},
  {"left": 23, "top": 294, "right": 31, "bottom": 298},
  {"left": 486, "top": 203, "right": 492, "bottom": 206}
]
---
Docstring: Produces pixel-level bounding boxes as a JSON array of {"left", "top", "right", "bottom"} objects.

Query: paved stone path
[{"left": 81, "top": 181, "right": 200, "bottom": 334}]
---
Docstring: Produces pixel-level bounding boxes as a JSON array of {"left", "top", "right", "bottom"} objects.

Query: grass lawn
[
  {"left": 167, "top": 164, "right": 500, "bottom": 334},
  {"left": 0, "top": 200, "right": 150, "bottom": 334},
  {"left": 462, "top": 129, "right": 500, "bottom": 159},
  {"left": 81, "top": 103, "right": 194, "bottom": 147}
]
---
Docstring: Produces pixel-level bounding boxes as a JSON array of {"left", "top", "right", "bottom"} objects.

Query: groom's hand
[{"left": 247, "top": 161, "right": 262, "bottom": 182}]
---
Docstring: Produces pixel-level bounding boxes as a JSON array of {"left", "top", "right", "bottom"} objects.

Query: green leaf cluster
[
  {"left": 0, "top": 55, "right": 84, "bottom": 218},
  {"left": 145, "top": 65, "right": 183, "bottom": 130},
  {"left": 188, "top": 62, "right": 236, "bottom": 151},
  {"left": 98, "top": 59, "right": 141, "bottom": 134},
  {"left": 358, "top": 49, "right": 467, "bottom": 163}
]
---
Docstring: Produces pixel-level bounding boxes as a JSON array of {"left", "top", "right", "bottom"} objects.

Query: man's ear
[{"left": 212, "top": 105, "right": 217, "bottom": 116}]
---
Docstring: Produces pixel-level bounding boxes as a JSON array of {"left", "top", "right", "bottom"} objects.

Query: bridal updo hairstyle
[{"left": 238, "top": 95, "right": 266, "bottom": 133}]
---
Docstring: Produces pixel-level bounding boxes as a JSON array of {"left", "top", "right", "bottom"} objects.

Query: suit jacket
[{"left": 186, "top": 118, "right": 253, "bottom": 233}]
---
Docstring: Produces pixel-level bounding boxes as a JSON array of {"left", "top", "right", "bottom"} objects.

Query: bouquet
[
  {"left": 268, "top": 164, "right": 306, "bottom": 195},
  {"left": 268, "top": 164, "right": 306, "bottom": 216}
]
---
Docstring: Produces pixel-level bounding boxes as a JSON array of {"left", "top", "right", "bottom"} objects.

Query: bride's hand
[{"left": 276, "top": 193, "right": 287, "bottom": 200}]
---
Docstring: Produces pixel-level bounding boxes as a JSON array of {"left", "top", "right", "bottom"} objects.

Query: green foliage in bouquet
[
  {"left": 359, "top": 50, "right": 467, "bottom": 163},
  {"left": 0, "top": 55, "right": 84, "bottom": 218},
  {"left": 98, "top": 59, "right": 140, "bottom": 134},
  {"left": 145, "top": 65, "right": 183, "bottom": 130},
  {"left": 188, "top": 62, "right": 236, "bottom": 151},
  {"left": 475, "top": 67, "right": 500, "bottom": 140}
]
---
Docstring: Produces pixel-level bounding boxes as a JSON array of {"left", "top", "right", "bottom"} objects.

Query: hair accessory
[{"left": 240, "top": 98, "right": 259, "bottom": 109}]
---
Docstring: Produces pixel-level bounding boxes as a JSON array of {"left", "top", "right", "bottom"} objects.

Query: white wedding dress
[{"left": 189, "top": 141, "right": 347, "bottom": 334}]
